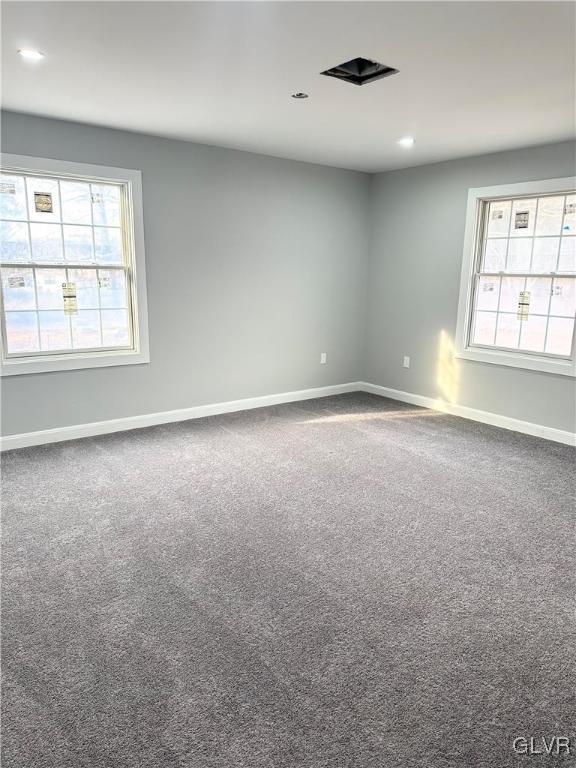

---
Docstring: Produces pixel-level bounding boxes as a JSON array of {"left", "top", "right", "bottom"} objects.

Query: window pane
[
  {"left": 26, "top": 177, "right": 61, "bottom": 223},
  {"left": 506, "top": 238, "right": 532, "bottom": 272},
  {"left": 1, "top": 268, "right": 36, "bottom": 310},
  {"left": 0, "top": 175, "right": 27, "bottom": 220},
  {"left": 487, "top": 201, "right": 511, "bottom": 237},
  {"left": 531, "top": 237, "right": 559, "bottom": 272},
  {"left": 0, "top": 221, "right": 31, "bottom": 262},
  {"left": 524, "top": 277, "right": 551, "bottom": 315},
  {"left": 510, "top": 198, "right": 536, "bottom": 238},
  {"left": 549, "top": 278, "right": 576, "bottom": 317},
  {"left": 63, "top": 225, "right": 94, "bottom": 262},
  {"left": 1, "top": 171, "right": 136, "bottom": 364},
  {"left": 472, "top": 193, "right": 576, "bottom": 360},
  {"left": 68, "top": 269, "right": 99, "bottom": 309},
  {"left": 483, "top": 239, "right": 507, "bottom": 272},
  {"left": 71, "top": 310, "right": 101, "bottom": 348},
  {"left": 535, "top": 196, "right": 564, "bottom": 236},
  {"left": 476, "top": 276, "right": 500, "bottom": 311},
  {"left": 562, "top": 195, "right": 576, "bottom": 235},
  {"left": 91, "top": 184, "right": 121, "bottom": 227},
  {"left": 60, "top": 181, "right": 92, "bottom": 224},
  {"left": 36, "top": 268, "right": 67, "bottom": 310},
  {"left": 101, "top": 309, "right": 130, "bottom": 346},
  {"left": 39, "top": 311, "right": 71, "bottom": 351},
  {"left": 519, "top": 315, "right": 547, "bottom": 353},
  {"left": 472, "top": 311, "right": 496, "bottom": 345},
  {"left": 558, "top": 237, "right": 575, "bottom": 273},
  {"left": 99, "top": 270, "right": 127, "bottom": 308},
  {"left": 495, "top": 313, "right": 521, "bottom": 348},
  {"left": 30, "top": 223, "right": 64, "bottom": 262},
  {"left": 545, "top": 317, "right": 574, "bottom": 356},
  {"left": 499, "top": 276, "right": 525, "bottom": 312},
  {"left": 5, "top": 311, "right": 39, "bottom": 353},
  {"left": 94, "top": 227, "right": 123, "bottom": 264}
]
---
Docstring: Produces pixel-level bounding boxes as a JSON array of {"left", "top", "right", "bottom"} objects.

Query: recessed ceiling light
[
  {"left": 18, "top": 48, "right": 45, "bottom": 61},
  {"left": 397, "top": 137, "right": 415, "bottom": 148},
  {"left": 292, "top": 92, "right": 309, "bottom": 99}
]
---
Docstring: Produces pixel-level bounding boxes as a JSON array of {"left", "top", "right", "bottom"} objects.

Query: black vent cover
[{"left": 321, "top": 57, "right": 399, "bottom": 86}]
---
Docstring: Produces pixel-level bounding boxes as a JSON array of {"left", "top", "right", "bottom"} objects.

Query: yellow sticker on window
[
  {"left": 34, "top": 192, "right": 53, "bottom": 213},
  {"left": 62, "top": 282, "right": 78, "bottom": 315},
  {"left": 517, "top": 290, "right": 530, "bottom": 320}
]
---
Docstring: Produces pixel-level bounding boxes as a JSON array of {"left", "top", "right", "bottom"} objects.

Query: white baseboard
[
  {"left": 358, "top": 381, "right": 576, "bottom": 446},
  {"left": 2, "top": 379, "right": 574, "bottom": 450},
  {"left": 0, "top": 382, "right": 360, "bottom": 451}
]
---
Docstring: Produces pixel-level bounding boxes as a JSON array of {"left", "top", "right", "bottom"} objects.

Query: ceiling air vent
[{"left": 321, "top": 57, "right": 399, "bottom": 86}]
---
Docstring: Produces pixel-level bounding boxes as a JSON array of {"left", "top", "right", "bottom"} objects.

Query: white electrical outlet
[
  {"left": 320, "top": 352, "right": 327, "bottom": 365},
  {"left": 403, "top": 355, "right": 410, "bottom": 368}
]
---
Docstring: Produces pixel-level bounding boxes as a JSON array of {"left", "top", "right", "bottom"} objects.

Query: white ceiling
[{"left": 2, "top": 1, "right": 575, "bottom": 172}]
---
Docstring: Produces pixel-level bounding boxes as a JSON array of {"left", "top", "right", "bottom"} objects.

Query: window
[
  {"left": 456, "top": 177, "right": 576, "bottom": 377},
  {"left": 0, "top": 155, "right": 149, "bottom": 375}
]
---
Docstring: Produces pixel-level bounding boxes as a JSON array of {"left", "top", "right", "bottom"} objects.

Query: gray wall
[
  {"left": 366, "top": 141, "right": 576, "bottom": 432},
  {"left": 0, "top": 111, "right": 370, "bottom": 435},
  {"left": 1, "top": 111, "right": 574, "bottom": 436}
]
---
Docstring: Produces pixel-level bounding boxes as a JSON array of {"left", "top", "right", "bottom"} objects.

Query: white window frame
[
  {"left": 455, "top": 176, "right": 576, "bottom": 378},
  {"left": 0, "top": 154, "right": 150, "bottom": 376}
]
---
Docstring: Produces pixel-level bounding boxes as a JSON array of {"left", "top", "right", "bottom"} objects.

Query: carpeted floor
[{"left": 2, "top": 392, "right": 575, "bottom": 767}]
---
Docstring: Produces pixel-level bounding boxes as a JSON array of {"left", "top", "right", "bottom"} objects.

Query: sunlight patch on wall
[{"left": 436, "top": 330, "right": 460, "bottom": 404}]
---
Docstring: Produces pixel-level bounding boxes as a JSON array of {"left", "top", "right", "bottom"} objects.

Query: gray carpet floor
[{"left": 2, "top": 392, "right": 575, "bottom": 768}]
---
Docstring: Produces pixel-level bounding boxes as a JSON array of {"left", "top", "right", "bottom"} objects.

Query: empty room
[{"left": 1, "top": 2, "right": 575, "bottom": 766}]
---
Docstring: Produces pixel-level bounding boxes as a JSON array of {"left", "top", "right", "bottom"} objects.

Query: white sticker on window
[
  {"left": 565, "top": 202, "right": 575, "bottom": 215},
  {"left": 62, "top": 282, "right": 78, "bottom": 314},
  {"left": 34, "top": 192, "right": 53, "bottom": 213},
  {"left": 98, "top": 276, "right": 111, "bottom": 289},
  {"left": 91, "top": 192, "right": 104, "bottom": 204},
  {"left": 0, "top": 182, "right": 16, "bottom": 195},
  {"left": 482, "top": 282, "right": 495, "bottom": 292},
  {"left": 552, "top": 284, "right": 563, "bottom": 296},
  {"left": 517, "top": 290, "right": 530, "bottom": 319},
  {"left": 491, "top": 209, "right": 504, "bottom": 221},
  {"left": 7, "top": 274, "right": 25, "bottom": 288},
  {"left": 515, "top": 211, "right": 529, "bottom": 229}
]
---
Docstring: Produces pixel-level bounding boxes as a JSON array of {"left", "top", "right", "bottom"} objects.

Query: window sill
[
  {"left": 0, "top": 347, "right": 150, "bottom": 376},
  {"left": 455, "top": 346, "right": 575, "bottom": 377}
]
